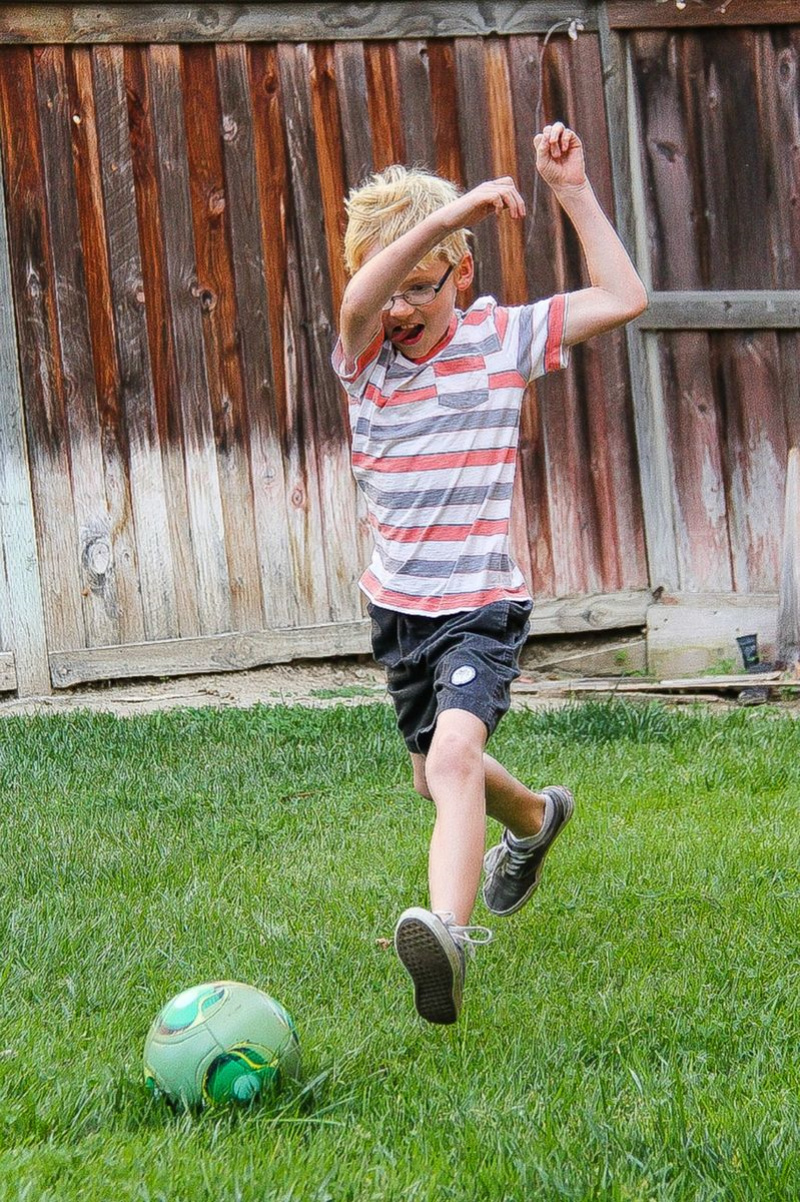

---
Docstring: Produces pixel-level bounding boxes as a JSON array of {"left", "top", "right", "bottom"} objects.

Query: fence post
[
  {"left": 0, "top": 150, "right": 51, "bottom": 696},
  {"left": 596, "top": 2, "right": 680, "bottom": 593},
  {"left": 777, "top": 448, "right": 800, "bottom": 674}
]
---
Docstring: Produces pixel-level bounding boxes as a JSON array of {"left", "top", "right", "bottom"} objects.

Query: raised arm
[{"left": 535, "top": 122, "right": 648, "bottom": 344}]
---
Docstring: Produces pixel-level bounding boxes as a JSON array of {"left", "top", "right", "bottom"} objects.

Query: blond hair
[{"left": 343, "top": 164, "right": 471, "bottom": 276}]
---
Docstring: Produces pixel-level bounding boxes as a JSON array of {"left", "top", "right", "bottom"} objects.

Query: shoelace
[
  {"left": 435, "top": 911, "right": 494, "bottom": 954},
  {"left": 500, "top": 840, "right": 537, "bottom": 873}
]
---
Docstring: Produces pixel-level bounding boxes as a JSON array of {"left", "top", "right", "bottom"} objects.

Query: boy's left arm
[{"left": 536, "top": 123, "right": 648, "bottom": 344}]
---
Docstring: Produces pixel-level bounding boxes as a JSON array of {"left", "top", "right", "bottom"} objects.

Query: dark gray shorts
[{"left": 368, "top": 600, "right": 532, "bottom": 755}]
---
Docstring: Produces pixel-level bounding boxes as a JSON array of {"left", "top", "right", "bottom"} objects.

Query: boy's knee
[{"left": 426, "top": 726, "right": 483, "bottom": 786}]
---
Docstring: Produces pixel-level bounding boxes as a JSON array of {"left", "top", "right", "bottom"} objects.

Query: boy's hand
[
  {"left": 535, "top": 123, "right": 587, "bottom": 192},
  {"left": 448, "top": 177, "right": 526, "bottom": 226}
]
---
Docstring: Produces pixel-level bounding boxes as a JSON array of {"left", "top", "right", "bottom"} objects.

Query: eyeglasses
[{"left": 381, "top": 265, "right": 454, "bottom": 311}]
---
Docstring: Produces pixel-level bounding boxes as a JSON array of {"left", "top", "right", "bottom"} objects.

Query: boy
[{"left": 332, "top": 123, "right": 647, "bottom": 1025}]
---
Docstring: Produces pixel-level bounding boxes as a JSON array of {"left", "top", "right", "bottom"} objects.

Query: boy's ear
[{"left": 454, "top": 253, "right": 474, "bottom": 292}]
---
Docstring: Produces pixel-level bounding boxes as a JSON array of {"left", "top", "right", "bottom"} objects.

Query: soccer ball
[{"left": 143, "top": 980, "right": 301, "bottom": 1109}]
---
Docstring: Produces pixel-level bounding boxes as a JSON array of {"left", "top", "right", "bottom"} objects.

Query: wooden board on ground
[
  {"left": 647, "top": 593, "right": 778, "bottom": 678},
  {"left": 512, "top": 672, "right": 790, "bottom": 698},
  {"left": 521, "top": 635, "right": 647, "bottom": 677}
]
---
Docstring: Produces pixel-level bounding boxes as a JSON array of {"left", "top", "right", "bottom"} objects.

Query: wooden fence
[{"left": 0, "top": 1, "right": 797, "bottom": 694}]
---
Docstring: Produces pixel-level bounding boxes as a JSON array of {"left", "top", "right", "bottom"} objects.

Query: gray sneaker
[
  {"left": 482, "top": 786, "right": 574, "bottom": 917},
  {"left": 394, "top": 907, "right": 492, "bottom": 1025}
]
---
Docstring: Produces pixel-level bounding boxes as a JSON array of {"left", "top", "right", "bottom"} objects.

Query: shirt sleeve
[
  {"left": 505, "top": 294, "right": 571, "bottom": 383},
  {"left": 331, "top": 330, "right": 384, "bottom": 399}
]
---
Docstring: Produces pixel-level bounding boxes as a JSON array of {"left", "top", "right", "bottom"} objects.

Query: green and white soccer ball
[{"left": 143, "top": 981, "right": 301, "bottom": 1109}]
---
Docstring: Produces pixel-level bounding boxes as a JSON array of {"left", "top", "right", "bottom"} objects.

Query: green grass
[{"left": 0, "top": 700, "right": 799, "bottom": 1201}]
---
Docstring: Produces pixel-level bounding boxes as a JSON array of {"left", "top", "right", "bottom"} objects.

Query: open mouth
[{"left": 391, "top": 323, "right": 425, "bottom": 348}]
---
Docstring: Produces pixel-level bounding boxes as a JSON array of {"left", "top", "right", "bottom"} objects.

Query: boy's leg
[
  {"left": 423, "top": 708, "right": 488, "bottom": 926},
  {"left": 414, "top": 748, "right": 549, "bottom": 844},
  {"left": 483, "top": 753, "right": 547, "bottom": 836},
  {"left": 396, "top": 708, "right": 490, "bottom": 1025},
  {"left": 482, "top": 752, "right": 574, "bottom": 917},
  {"left": 414, "top": 747, "right": 573, "bottom": 918}
]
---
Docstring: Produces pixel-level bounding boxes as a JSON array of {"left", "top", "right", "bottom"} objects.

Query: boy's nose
[{"left": 386, "top": 294, "right": 415, "bottom": 316}]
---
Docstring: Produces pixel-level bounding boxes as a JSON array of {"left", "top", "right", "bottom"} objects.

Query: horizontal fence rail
[
  {"left": 0, "top": 1, "right": 797, "bottom": 44},
  {"left": 637, "top": 291, "right": 800, "bottom": 329}
]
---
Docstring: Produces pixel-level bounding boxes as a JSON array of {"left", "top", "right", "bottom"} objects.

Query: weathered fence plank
[
  {"left": 279, "top": 42, "right": 362, "bottom": 624},
  {"left": 182, "top": 43, "right": 264, "bottom": 634},
  {"left": 427, "top": 40, "right": 464, "bottom": 190},
  {"left": 597, "top": 9, "right": 680, "bottom": 592},
  {"left": 309, "top": 43, "right": 348, "bottom": 322},
  {"left": 0, "top": 100, "right": 50, "bottom": 693},
  {"left": 248, "top": 42, "right": 321, "bottom": 627},
  {"left": 529, "top": 37, "right": 605, "bottom": 599},
  {"left": 454, "top": 37, "right": 502, "bottom": 299},
  {"left": 718, "top": 330, "right": 786, "bottom": 594},
  {"left": 333, "top": 42, "right": 373, "bottom": 191},
  {"left": 215, "top": 41, "right": 296, "bottom": 628},
  {"left": 37, "top": 45, "right": 120, "bottom": 648},
  {"left": 71, "top": 47, "right": 148, "bottom": 646},
  {"left": 0, "top": 655, "right": 17, "bottom": 691},
  {"left": 567, "top": 29, "right": 647, "bottom": 593},
  {"left": 149, "top": 43, "right": 231, "bottom": 636},
  {"left": 507, "top": 35, "right": 554, "bottom": 597},
  {"left": 124, "top": 44, "right": 201, "bottom": 637},
  {"left": 0, "top": 47, "right": 85, "bottom": 654},
  {"left": 50, "top": 620, "right": 373, "bottom": 687},
  {"left": 396, "top": 40, "right": 436, "bottom": 173},
  {"left": 632, "top": 28, "right": 731, "bottom": 592}
]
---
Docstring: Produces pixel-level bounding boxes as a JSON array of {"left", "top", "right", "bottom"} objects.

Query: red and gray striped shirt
[{"left": 333, "top": 294, "right": 569, "bottom": 616}]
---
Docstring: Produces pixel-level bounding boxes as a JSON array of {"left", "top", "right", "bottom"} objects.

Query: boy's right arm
[{"left": 338, "top": 179, "right": 526, "bottom": 367}]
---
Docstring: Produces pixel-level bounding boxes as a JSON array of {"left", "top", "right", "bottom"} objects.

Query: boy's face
[{"left": 374, "top": 253, "right": 474, "bottom": 360}]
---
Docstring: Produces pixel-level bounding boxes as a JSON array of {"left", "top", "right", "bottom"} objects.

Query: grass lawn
[{"left": 0, "top": 699, "right": 798, "bottom": 1201}]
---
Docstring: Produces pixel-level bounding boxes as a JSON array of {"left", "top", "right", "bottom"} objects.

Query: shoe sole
[
  {"left": 483, "top": 786, "right": 575, "bottom": 917},
  {"left": 394, "top": 909, "right": 462, "bottom": 1025}
]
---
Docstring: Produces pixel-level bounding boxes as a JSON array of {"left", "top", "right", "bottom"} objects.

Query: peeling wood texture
[{"left": 0, "top": 5, "right": 594, "bottom": 45}]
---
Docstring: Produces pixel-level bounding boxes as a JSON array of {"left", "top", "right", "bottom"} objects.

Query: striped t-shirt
[{"left": 332, "top": 294, "right": 570, "bottom": 616}]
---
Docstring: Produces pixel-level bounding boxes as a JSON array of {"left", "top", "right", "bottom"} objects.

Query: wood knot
[
  {"left": 81, "top": 531, "right": 112, "bottom": 588},
  {"left": 208, "top": 189, "right": 226, "bottom": 216},
  {"left": 192, "top": 283, "right": 217, "bottom": 311},
  {"left": 291, "top": 487, "right": 305, "bottom": 508}
]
